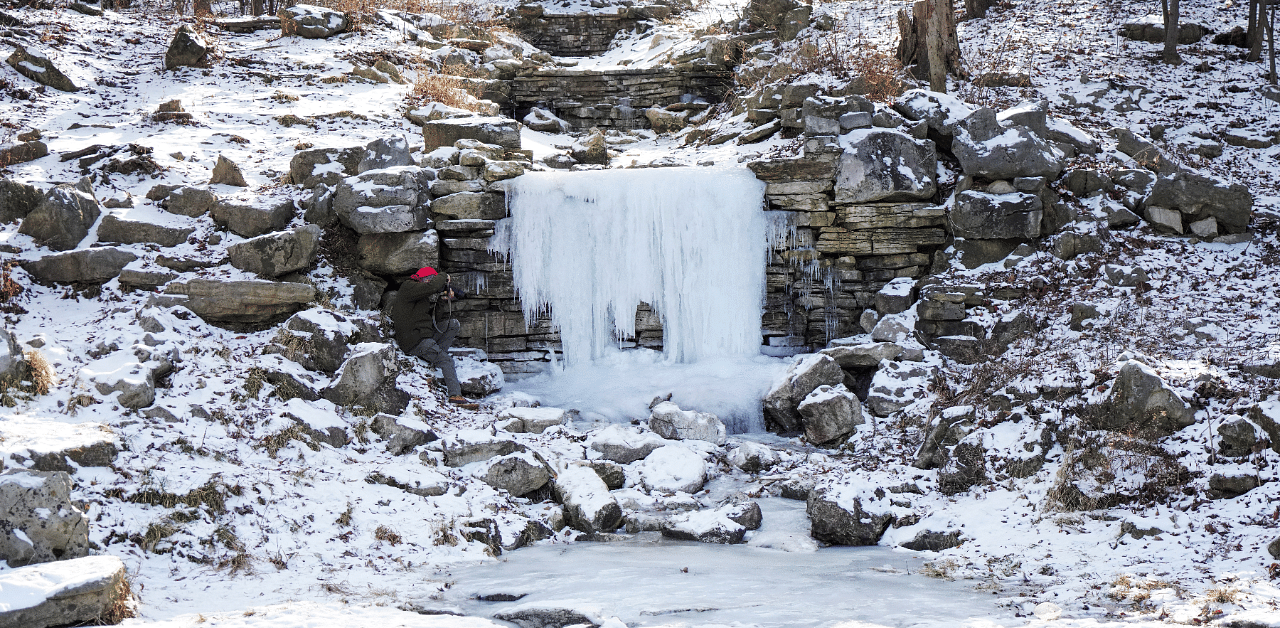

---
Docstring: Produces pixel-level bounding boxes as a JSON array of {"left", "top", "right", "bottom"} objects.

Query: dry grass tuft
[
  {"left": 374, "top": 524, "right": 402, "bottom": 546},
  {"left": 406, "top": 68, "right": 481, "bottom": 112}
]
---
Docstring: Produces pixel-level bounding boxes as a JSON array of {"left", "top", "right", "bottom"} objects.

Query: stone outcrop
[
  {"left": 553, "top": 464, "right": 622, "bottom": 534},
  {"left": 807, "top": 484, "right": 894, "bottom": 546},
  {"left": 5, "top": 43, "right": 78, "bottom": 92},
  {"left": 0, "top": 555, "right": 128, "bottom": 628},
  {"left": 0, "top": 470, "right": 89, "bottom": 567},
  {"left": 165, "top": 24, "right": 209, "bottom": 69},
  {"left": 648, "top": 401, "right": 727, "bottom": 445},
  {"left": 212, "top": 200, "right": 293, "bottom": 238},
  {"left": 18, "top": 183, "right": 101, "bottom": 251},
  {"left": 165, "top": 279, "right": 315, "bottom": 324},
  {"left": 1099, "top": 359, "right": 1195, "bottom": 436},
  {"left": 796, "top": 384, "right": 864, "bottom": 445},
  {"left": 280, "top": 3, "right": 350, "bottom": 38},
  {"left": 321, "top": 343, "right": 408, "bottom": 414},
  {"left": 21, "top": 248, "right": 137, "bottom": 284},
  {"left": 0, "top": 178, "right": 42, "bottom": 222},
  {"left": 423, "top": 117, "right": 522, "bottom": 151},
  {"left": 764, "top": 353, "right": 845, "bottom": 432},
  {"left": 96, "top": 215, "right": 195, "bottom": 247},
  {"left": 227, "top": 225, "right": 322, "bottom": 278}
]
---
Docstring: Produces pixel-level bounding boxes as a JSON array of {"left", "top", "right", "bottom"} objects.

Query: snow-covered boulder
[
  {"left": 865, "top": 361, "right": 935, "bottom": 417},
  {"left": 22, "top": 247, "right": 137, "bottom": 285},
  {"left": 422, "top": 117, "right": 522, "bottom": 152},
  {"left": 797, "top": 384, "right": 863, "bottom": 446},
  {"left": 80, "top": 353, "right": 170, "bottom": 409},
  {"left": 498, "top": 406, "right": 569, "bottom": 434},
  {"left": 951, "top": 190, "right": 1043, "bottom": 240},
  {"left": 442, "top": 430, "right": 526, "bottom": 467},
  {"left": 807, "top": 479, "right": 901, "bottom": 546},
  {"left": 0, "top": 421, "right": 118, "bottom": 473},
  {"left": 952, "top": 108, "right": 1064, "bottom": 181},
  {"left": 356, "top": 230, "right": 439, "bottom": 276},
  {"left": 321, "top": 343, "right": 409, "bottom": 415},
  {"left": 0, "top": 555, "right": 128, "bottom": 628},
  {"left": 5, "top": 43, "right": 78, "bottom": 92},
  {"left": 660, "top": 501, "right": 762, "bottom": 544},
  {"left": 648, "top": 401, "right": 726, "bottom": 445},
  {"left": 165, "top": 23, "right": 209, "bottom": 70},
  {"left": 819, "top": 341, "right": 903, "bottom": 368},
  {"left": 457, "top": 356, "right": 504, "bottom": 397},
  {"left": 1101, "top": 359, "right": 1194, "bottom": 435},
  {"left": 523, "top": 107, "right": 571, "bottom": 133},
  {"left": 728, "top": 441, "right": 780, "bottom": 473},
  {"left": 588, "top": 425, "right": 667, "bottom": 463},
  {"left": 834, "top": 129, "right": 937, "bottom": 204},
  {"left": 552, "top": 464, "right": 621, "bottom": 534},
  {"left": 280, "top": 4, "right": 350, "bottom": 38},
  {"left": 272, "top": 308, "right": 360, "bottom": 375},
  {"left": 892, "top": 89, "right": 973, "bottom": 137},
  {"left": 369, "top": 413, "right": 436, "bottom": 455},
  {"left": 638, "top": 446, "right": 707, "bottom": 494},
  {"left": 358, "top": 136, "right": 412, "bottom": 174},
  {"left": 478, "top": 452, "right": 550, "bottom": 497},
  {"left": 763, "top": 354, "right": 845, "bottom": 432},
  {"left": 1144, "top": 170, "right": 1253, "bottom": 235},
  {"left": 332, "top": 168, "right": 431, "bottom": 235},
  {"left": 875, "top": 277, "right": 916, "bottom": 315},
  {"left": 18, "top": 183, "right": 100, "bottom": 251},
  {"left": 227, "top": 225, "right": 322, "bottom": 279},
  {"left": 0, "top": 470, "right": 89, "bottom": 567}
]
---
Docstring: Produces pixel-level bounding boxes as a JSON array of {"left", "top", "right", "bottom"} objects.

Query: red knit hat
[{"left": 411, "top": 267, "right": 438, "bottom": 281}]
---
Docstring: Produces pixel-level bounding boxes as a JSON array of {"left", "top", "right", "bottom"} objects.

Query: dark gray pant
[{"left": 409, "top": 319, "right": 461, "bottom": 397}]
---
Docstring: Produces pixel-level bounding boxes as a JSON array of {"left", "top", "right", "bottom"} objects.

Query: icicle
[{"left": 499, "top": 167, "right": 767, "bottom": 366}]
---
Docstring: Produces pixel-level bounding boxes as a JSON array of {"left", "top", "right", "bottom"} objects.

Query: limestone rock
[
  {"left": 422, "top": 117, "right": 521, "bottom": 151},
  {"left": 358, "top": 136, "right": 412, "bottom": 173},
  {"left": 0, "top": 140, "right": 48, "bottom": 168},
  {"left": 953, "top": 108, "right": 1063, "bottom": 180},
  {"left": 333, "top": 168, "right": 430, "bottom": 234},
  {"left": 456, "top": 355, "right": 504, "bottom": 397},
  {"left": 369, "top": 413, "right": 436, "bottom": 455},
  {"left": 648, "top": 401, "right": 727, "bottom": 445},
  {"left": 834, "top": 129, "right": 937, "bottom": 204},
  {"left": 763, "top": 354, "right": 845, "bottom": 433},
  {"left": 523, "top": 107, "right": 570, "bottom": 133},
  {"left": 165, "top": 24, "right": 209, "bottom": 69},
  {"left": 0, "top": 470, "right": 89, "bottom": 567},
  {"left": 290, "top": 147, "right": 364, "bottom": 188},
  {"left": 892, "top": 89, "right": 974, "bottom": 137},
  {"left": 0, "top": 329, "right": 26, "bottom": 387},
  {"left": 209, "top": 155, "right": 248, "bottom": 186},
  {"left": 480, "top": 452, "right": 550, "bottom": 496},
  {"left": 0, "top": 178, "right": 42, "bottom": 223},
  {"left": 1217, "top": 418, "right": 1257, "bottom": 458},
  {"left": 587, "top": 424, "right": 667, "bottom": 463},
  {"left": 279, "top": 3, "right": 350, "bottom": 38},
  {"left": 866, "top": 361, "right": 935, "bottom": 417},
  {"left": 952, "top": 190, "right": 1043, "bottom": 240},
  {"left": 807, "top": 485, "right": 893, "bottom": 546},
  {"left": 162, "top": 186, "right": 218, "bottom": 217},
  {"left": 227, "top": 225, "right": 321, "bottom": 278},
  {"left": 272, "top": 307, "right": 361, "bottom": 374},
  {"left": 495, "top": 607, "right": 599, "bottom": 628},
  {"left": 499, "top": 407, "right": 569, "bottom": 434},
  {"left": 431, "top": 191, "right": 505, "bottom": 220},
  {"left": 1101, "top": 360, "right": 1195, "bottom": 436},
  {"left": 728, "top": 441, "right": 779, "bottom": 473},
  {"left": 553, "top": 464, "right": 622, "bottom": 534},
  {"left": 322, "top": 343, "right": 407, "bottom": 414},
  {"left": 212, "top": 200, "right": 294, "bottom": 238},
  {"left": 165, "top": 279, "right": 314, "bottom": 324},
  {"left": 661, "top": 501, "right": 761, "bottom": 544},
  {"left": 638, "top": 446, "right": 707, "bottom": 494},
  {"left": 1208, "top": 473, "right": 1259, "bottom": 499},
  {"left": 570, "top": 130, "right": 609, "bottom": 165},
  {"left": 1144, "top": 171, "right": 1253, "bottom": 234},
  {"left": 357, "top": 230, "right": 439, "bottom": 275},
  {"left": 442, "top": 433, "right": 526, "bottom": 467},
  {"left": 5, "top": 43, "right": 78, "bottom": 92},
  {"left": 18, "top": 183, "right": 101, "bottom": 251},
  {"left": 875, "top": 277, "right": 915, "bottom": 315},
  {"left": 819, "top": 342, "right": 903, "bottom": 368},
  {"left": 96, "top": 214, "right": 194, "bottom": 247},
  {"left": 900, "top": 530, "right": 962, "bottom": 551},
  {"left": 21, "top": 247, "right": 136, "bottom": 284},
  {"left": 82, "top": 355, "right": 168, "bottom": 409},
  {"left": 0, "top": 555, "right": 128, "bottom": 628},
  {"left": 797, "top": 384, "right": 864, "bottom": 445}
]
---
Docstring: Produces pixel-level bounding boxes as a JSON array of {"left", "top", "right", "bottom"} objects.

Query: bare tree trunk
[
  {"left": 1163, "top": 0, "right": 1182, "bottom": 65},
  {"left": 897, "top": 8, "right": 918, "bottom": 67},
  {"left": 252, "top": 0, "right": 263, "bottom": 16},
  {"left": 1269, "top": 3, "right": 1277, "bottom": 84},
  {"left": 925, "top": 0, "right": 948, "bottom": 92},
  {"left": 963, "top": 0, "right": 992, "bottom": 20}
]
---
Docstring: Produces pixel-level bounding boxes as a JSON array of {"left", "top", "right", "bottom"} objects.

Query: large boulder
[
  {"left": 0, "top": 555, "right": 128, "bottom": 628},
  {"left": 569, "top": 130, "right": 608, "bottom": 165},
  {"left": 952, "top": 108, "right": 1064, "bottom": 181},
  {"left": 164, "top": 24, "right": 209, "bottom": 69},
  {"left": 423, "top": 117, "right": 521, "bottom": 151},
  {"left": 661, "top": 501, "right": 762, "bottom": 544},
  {"left": 479, "top": 452, "right": 550, "bottom": 496},
  {"left": 0, "top": 178, "right": 42, "bottom": 223},
  {"left": 212, "top": 200, "right": 293, "bottom": 238},
  {"left": 21, "top": 247, "right": 137, "bottom": 284},
  {"left": 332, "top": 168, "right": 430, "bottom": 234},
  {"left": 456, "top": 355, "right": 504, "bottom": 397},
  {"left": 763, "top": 354, "right": 845, "bottom": 433},
  {"left": 587, "top": 425, "right": 668, "bottom": 463},
  {"left": 796, "top": 384, "right": 863, "bottom": 446},
  {"left": 442, "top": 431, "right": 526, "bottom": 467},
  {"left": 5, "top": 43, "right": 78, "bottom": 92},
  {"left": 356, "top": 230, "right": 439, "bottom": 275},
  {"left": 369, "top": 413, "right": 436, "bottom": 455},
  {"left": 1101, "top": 360, "right": 1195, "bottom": 435},
  {"left": 1143, "top": 171, "right": 1253, "bottom": 234},
  {"left": 165, "top": 279, "right": 314, "bottom": 324},
  {"left": 321, "top": 343, "right": 407, "bottom": 414},
  {"left": 819, "top": 341, "right": 903, "bottom": 368},
  {"left": 0, "top": 470, "right": 89, "bottom": 567},
  {"left": 892, "top": 89, "right": 974, "bottom": 137},
  {"left": 648, "top": 401, "right": 727, "bottom": 445},
  {"left": 227, "top": 225, "right": 321, "bottom": 278},
  {"left": 807, "top": 483, "right": 894, "bottom": 546},
  {"left": 81, "top": 355, "right": 169, "bottom": 409},
  {"left": 358, "top": 136, "right": 412, "bottom": 173},
  {"left": 279, "top": 3, "right": 350, "bottom": 38},
  {"left": 161, "top": 186, "right": 218, "bottom": 217},
  {"left": 209, "top": 154, "right": 248, "bottom": 187},
  {"left": 552, "top": 464, "right": 622, "bottom": 534},
  {"left": 431, "top": 191, "right": 506, "bottom": 220},
  {"left": 952, "top": 190, "right": 1043, "bottom": 240},
  {"left": 272, "top": 308, "right": 360, "bottom": 374},
  {"left": 96, "top": 215, "right": 194, "bottom": 247},
  {"left": 866, "top": 361, "right": 935, "bottom": 417},
  {"left": 0, "top": 140, "right": 48, "bottom": 168},
  {"left": 289, "top": 147, "right": 364, "bottom": 188},
  {"left": 499, "top": 407, "right": 569, "bottom": 434},
  {"left": 834, "top": 129, "right": 937, "bottom": 204},
  {"left": 18, "top": 183, "right": 100, "bottom": 251},
  {"left": 638, "top": 446, "right": 707, "bottom": 494}
]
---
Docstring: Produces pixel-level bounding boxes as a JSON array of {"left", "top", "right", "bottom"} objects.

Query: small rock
[
  {"left": 165, "top": 24, "right": 209, "bottom": 69},
  {"left": 210, "top": 155, "right": 249, "bottom": 186},
  {"left": 648, "top": 401, "right": 727, "bottom": 445}
]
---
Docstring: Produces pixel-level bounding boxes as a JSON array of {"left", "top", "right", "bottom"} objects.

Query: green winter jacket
[{"left": 392, "top": 274, "right": 450, "bottom": 350}]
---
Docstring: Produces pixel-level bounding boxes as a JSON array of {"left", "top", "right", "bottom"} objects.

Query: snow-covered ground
[{"left": 4, "top": 0, "right": 1280, "bottom": 626}]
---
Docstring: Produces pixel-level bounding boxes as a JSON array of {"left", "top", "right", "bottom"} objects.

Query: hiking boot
[{"left": 448, "top": 396, "right": 478, "bottom": 409}]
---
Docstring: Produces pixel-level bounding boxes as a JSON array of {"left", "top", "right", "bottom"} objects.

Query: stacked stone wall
[{"left": 510, "top": 67, "right": 732, "bottom": 131}]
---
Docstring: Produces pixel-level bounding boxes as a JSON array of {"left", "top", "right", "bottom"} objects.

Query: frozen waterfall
[
  {"left": 496, "top": 167, "right": 768, "bottom": 365},
  {"left": 494, "top": 167, "right": 785, "bottom": 432}
]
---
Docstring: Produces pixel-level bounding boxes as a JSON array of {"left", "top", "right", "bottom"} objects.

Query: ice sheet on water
[{"left": 498, "top": 167, "right": 767, "bottom": 366}]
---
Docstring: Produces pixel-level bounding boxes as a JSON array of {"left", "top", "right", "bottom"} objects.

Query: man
[{"left": 392, "top": 266, "right": 468, "bottom": 403}]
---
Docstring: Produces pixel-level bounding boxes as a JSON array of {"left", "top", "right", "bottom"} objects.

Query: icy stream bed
[{"left": 436, "top": 500, "right": 1022, "bottom": 628}]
